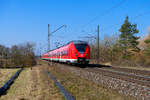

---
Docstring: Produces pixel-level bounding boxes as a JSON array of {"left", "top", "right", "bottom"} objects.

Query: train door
[
  {"left": 67, "top": 48, "right": 69, "bottom": 59},
  {"left": 60, "top": 51, "right": 61, "bottom": 62}
]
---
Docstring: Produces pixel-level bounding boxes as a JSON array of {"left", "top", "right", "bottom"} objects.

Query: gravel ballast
[{"left": 57, "top": 64, "right": 150, "bottom": 100}]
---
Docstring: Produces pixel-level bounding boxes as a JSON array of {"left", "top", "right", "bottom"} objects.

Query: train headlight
[{"left": 76, "top": 53, "right": 78, "bottom": 56}]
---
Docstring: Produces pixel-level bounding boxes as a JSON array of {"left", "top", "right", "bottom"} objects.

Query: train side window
[
  {"left": 66, "top": 50, "right": 68, "bottom": 54},
  {"left": 64, "top": 51, "right": 66, "bottom": 55},
  {"left": 65, "top": 50, "right": 67, "bottom": 55}
]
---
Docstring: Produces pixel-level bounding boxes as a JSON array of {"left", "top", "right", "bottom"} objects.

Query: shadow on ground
[
  {"left": 86, "top": 64, "right": 111, "bottom": 68},
  {"left": 70, "top": 63, "right": 112, "bottom": 68},
  {"left": 41, "top": 60, "right": 112, "bottom": 69}
]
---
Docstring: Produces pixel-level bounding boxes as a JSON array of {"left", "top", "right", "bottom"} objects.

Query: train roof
[
  {"left": 43, "top": 40, "right": 87, "bottom": 54},
  {"left": 71, "top": 40, "right": 87, "bottom": 44}
]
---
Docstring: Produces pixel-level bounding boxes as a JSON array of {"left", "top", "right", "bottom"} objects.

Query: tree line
[
  {"left": 90, "top": 16, "right": 150, "bottom": 67},
  {"left": 0, "top": 42, "right": 36, "bottom": 68}
]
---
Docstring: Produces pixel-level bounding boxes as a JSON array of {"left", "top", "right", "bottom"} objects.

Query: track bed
[{"left": 50, "top": 62, "right": 150, "bottom": 100}]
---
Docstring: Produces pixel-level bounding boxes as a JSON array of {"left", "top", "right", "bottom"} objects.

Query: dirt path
[
  {"left": 29, "top": 66, "right": 63, "bottom": 100},
  {"left": 0, "top": 66, "right": 63, "bottom": 100}
]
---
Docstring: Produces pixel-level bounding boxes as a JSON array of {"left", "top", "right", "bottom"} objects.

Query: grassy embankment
[{"left": 42, "top": 62, "right": 133, "bottom": 100}]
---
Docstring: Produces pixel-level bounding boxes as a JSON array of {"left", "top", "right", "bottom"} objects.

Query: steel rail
[
  {"left": 0, "top": 68, "right": 24, "bottom": 96},
  {"left": 94, "top": 68, "right": 150, "bottom": 81},
  {"left": 58, "top": 63, "right": 150, "bottom": 87},
  {"left": 45, "top": 70, "right": 75, "bottom": 100},
  {"left": 86, "top": 68, "right": 150, "bottom": 87},
  {"left": 103, "top": 67, "right": 150, "bottom": 76}
]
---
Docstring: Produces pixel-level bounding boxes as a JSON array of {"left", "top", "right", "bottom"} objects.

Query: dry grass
[
  {"left": 0, "top": 69, "right": 18, "bottom": 87},
  {"left": 43, "top": 64, "right": 132, "bottom": 100},
  {"left": 0, "top": 68, "right": 31, "bottom": 100},
  {"left": 0, "top": 66, "right": 64, "bottom": 100}
]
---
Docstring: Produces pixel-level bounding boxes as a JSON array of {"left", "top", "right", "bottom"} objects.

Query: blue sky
[{"left": 0, "top": 0, "right": 150, "bottom": 53}]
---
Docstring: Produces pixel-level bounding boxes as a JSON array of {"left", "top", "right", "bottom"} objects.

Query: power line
[
  {"left": 82, "top": 0, "right": 127, "bottom": 29},
  {"left": 47, "top": 24, "right": 67, "bottom": 52},
  {"left": 79, "top": 9, "right": 150, "bottom": 44},
  {"left": 48, "top": 24, "right": 50, "bottom": 51},
  {"left": 51, "top": 25, "right": 67, "bottom": 36},
  {"left": 103, "top": 10, "right": 150, "bottom": 31},
  {"left": 133, "top": 10, "right": 150, "bottom": 19},
  {"left": 97, "top": 25, "right": 100, "bottom": 62}
]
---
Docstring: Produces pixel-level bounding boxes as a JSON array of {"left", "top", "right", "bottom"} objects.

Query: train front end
[{"left": 73, "top": 41, "right": 90, "bottom": 64}]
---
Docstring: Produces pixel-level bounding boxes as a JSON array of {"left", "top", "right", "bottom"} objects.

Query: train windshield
[{"left": 75, "top": 44, "right": 87, "bottom": 53}]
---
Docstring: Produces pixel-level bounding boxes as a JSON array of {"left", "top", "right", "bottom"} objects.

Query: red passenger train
[{"left": 41, "top": 40, "right": 90, "bottom": 64}]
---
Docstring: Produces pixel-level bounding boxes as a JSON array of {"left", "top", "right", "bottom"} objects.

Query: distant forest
[
  {"left": 0, "top": 42, "right": 36, "bottom": 68},
  {"left": 90, "top": 16, "right": 150, "bottom": 67}
]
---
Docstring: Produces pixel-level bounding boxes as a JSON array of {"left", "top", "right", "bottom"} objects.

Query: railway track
[
  {"left": 58, "top": 63, "right": 150, "bottom": 87},
  {"left": 42, "top": 60, "right": 150, "bottom": 99},
  {"left": 85, "top": 67, "right": 150, "bottom": 87},
  {"left": 43, "top": 60, "right": 150, "bottom": 88},
  {"left": 103, "top": 67, "right": 150, "bottom": 76}
]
